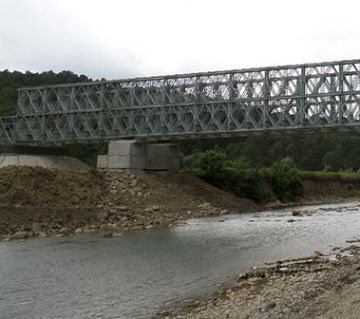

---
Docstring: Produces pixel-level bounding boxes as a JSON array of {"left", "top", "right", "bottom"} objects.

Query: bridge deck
[{"left": 2, "top": 59, "right": 360, "bottom": 144}]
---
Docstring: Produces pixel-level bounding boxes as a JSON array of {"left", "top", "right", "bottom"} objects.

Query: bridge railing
[{"left": 3, "top": 59, "right": 360, "bottom": 144}]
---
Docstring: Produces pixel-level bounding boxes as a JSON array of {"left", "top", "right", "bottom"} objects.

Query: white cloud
[{"left": 1, "top": 0, "right": 360, "bottom": 79}]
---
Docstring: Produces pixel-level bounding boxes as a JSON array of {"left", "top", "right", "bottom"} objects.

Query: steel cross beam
[{"left": 2, "top": 59, "right": 360, "bottom": 145}]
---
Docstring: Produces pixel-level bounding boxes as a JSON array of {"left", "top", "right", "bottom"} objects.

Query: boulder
[
  {"left": 103, "top": 232, "right": 114, "bottom": 238},
  {"left": 292, "top": 210, "right": 304, "bottom": 217},
  {"left": 59, "top": 227, "right": 71, "bottom": 234},
  {"left": 10, "top": 231, "right": 32, "bottom": 240}
]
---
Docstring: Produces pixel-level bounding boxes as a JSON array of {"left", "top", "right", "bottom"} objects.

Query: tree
[{"left": 271, "top": 158, "right": 304, "bottom": 202}]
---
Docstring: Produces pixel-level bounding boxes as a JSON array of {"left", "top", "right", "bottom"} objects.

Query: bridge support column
[{"left": 97, "top": 140, "right": 181, "bottom": 172}]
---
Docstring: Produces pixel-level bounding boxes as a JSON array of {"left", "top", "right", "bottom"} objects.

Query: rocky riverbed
[{"left": 155, "top": 242, "right": 360, "bottom": 319}]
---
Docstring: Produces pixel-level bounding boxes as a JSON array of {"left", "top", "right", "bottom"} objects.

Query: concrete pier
[{"left": 97, "top": 140, "right": 181, "bottom": 171}]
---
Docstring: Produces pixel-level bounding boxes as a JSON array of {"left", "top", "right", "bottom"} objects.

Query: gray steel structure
[{"left": 2, "top": 59, "right": 360, "bottom": 145}]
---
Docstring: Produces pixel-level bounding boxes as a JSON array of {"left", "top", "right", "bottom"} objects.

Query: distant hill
[{"left": 0, "top": 70, "right": 90, "bottom": 116}]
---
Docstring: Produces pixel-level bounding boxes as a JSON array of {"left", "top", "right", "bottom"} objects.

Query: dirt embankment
[
  {"left": 0, "top": 167, "right": 258, "bottom": 239},
  {"left": 1, "top": 166, "right": 360, "bottom": 240},
  {"left": 265, "top": 177, "right": 360, "bottom": 210},
  {"left": 302, "top": 178, "right": 360, "bottom": 199},
  {"left": 0, "top": 166, "right": 104, "bottom": 208},
  {"left": 155, "top": 244, "right": 360, "bottom": 319}
]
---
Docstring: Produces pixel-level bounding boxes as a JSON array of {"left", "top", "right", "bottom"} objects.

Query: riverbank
[
  {"left": 155, "top": 239, "right": 360, "bottom": 319},
  {"left": 0, "top": 166, "right": 360, "bottom": 240},
  {"left": 0, "top": 166, "right": 258, "bottom": 240}
]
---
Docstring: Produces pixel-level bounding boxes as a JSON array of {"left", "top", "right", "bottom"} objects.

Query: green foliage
[
  {"left": 186, "top": 150, "right": 228, "bottom": 187},
  {"left": 270, "top": 158, "right": 304, "bottom": 202},
  {"left": 67, "top": 143, "right": 108, "bottom": 167},
  {"left": 184, "top": 150, "right": 270, "bottom": 203},
  {"left": 226, "top": 159, "right": 271, "bottom": 203},
  {"left": 322, "top": 150, "right": 343, "bottom": 171},
  {"left": 180, "top": 132, "right": 360, "bottom": 173}
]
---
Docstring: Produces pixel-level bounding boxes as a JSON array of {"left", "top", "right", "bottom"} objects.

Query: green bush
[
  {"left": 226, "top": 159, "right": 270, "bottom": 203},
  {"left": 186, "top": 150, "right": 228, "bottom": 187},
  {"left": 184, "top": 151, "right": 270, "bottom": 203},
  {"left": 271, "top": 158, "right": 303, "bottom": 202}
]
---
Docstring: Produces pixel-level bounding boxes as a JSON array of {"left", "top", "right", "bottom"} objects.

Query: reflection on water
[{"left": 1, "top": 202, "right": 360, "bottom": 319}]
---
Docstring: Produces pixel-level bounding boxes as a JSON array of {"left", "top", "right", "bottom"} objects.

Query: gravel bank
[{"left": 155, "top": 244, "right": 360, "bottom": 319}]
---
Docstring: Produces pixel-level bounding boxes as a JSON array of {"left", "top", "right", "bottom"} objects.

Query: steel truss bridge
[{"left": 2, "top": 59, "right": 360, "bottom": 145}]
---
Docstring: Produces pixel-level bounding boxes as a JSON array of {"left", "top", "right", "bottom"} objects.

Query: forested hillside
[
  {"left": 181, "top": 133, "right": 360, "bottom": 172},
  {"left": 0, "top": 69, "right": 90, "bottom": 116},
  {"left": 1, "top": 69, "right": 360, "bottom": 171}
]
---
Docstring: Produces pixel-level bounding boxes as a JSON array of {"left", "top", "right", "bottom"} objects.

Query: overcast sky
[{"left": 1, "top": 0, "right": 360, "bottom": 80}]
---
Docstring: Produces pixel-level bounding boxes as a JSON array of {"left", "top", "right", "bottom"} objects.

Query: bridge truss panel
[{"left": 2, "top": 59, "right": 360, "bottom": 144}]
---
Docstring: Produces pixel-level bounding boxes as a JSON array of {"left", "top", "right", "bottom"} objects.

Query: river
[{"left": 1, "top": 202, "right": 360, "bottom": 319}]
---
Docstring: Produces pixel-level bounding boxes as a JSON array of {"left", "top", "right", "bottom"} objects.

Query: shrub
[
  {"left": 271, "top": 158, "right": 303, "bottom": 202},
  {"left": 184, "top": 151, "right": 270, "bottom": 203},
  {"left": 186, "top": 150, "right": 229, "bottom": 187},
  {"left": 226, "top": 159, "right": 270, "bottom": 203}
]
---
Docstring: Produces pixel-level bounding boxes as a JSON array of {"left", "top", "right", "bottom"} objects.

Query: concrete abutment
[
  {"left": 0, "top": 145, "right": 88, "bottom": 169},
  {"left": 97, "top": 140, "right": 181, "bottom": 171}
]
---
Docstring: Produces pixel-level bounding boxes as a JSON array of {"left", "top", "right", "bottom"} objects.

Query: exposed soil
[
  {"left": 0, "top": 166, "right": 104, "bottom": 208},
  {"left": 302, "top": 179, "right": 360, "bottom": 200},
  {"left": 101, "top": 170, "right": 259, "bottom": 225},
  {"left": 0, "top": 167, "right": 259, "bottom": 239},
  {"left": 155, "top": 244, "right": 360, "bottom": 319}
]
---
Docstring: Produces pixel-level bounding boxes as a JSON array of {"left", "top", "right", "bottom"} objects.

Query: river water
[{"left": 1, "top": 202, "right": 360, "bottom": 319}]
